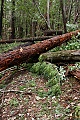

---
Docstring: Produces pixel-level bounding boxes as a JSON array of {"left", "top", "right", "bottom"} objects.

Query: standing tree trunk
[
  {"left": 60, "top": 0, "right": 67, "bottom": 33},
  {"left": 47, "top": 0, "right": 51, "bottom": 29},
  {"left": 11, "top": 0, "right": 15, "bottom": 39},
  {"left": 32, "top": 20, "right": 37, "bottom": 37},
  {"left": 68, "top": 0, "right": 73, "bottom": 22},
  {"left": 0, "top": 0, "right": 4, "bottom": 38},
  {"left": 74, "top": 0, "right": 80, "bottom": 24},
  {"left": 18, "top": 26, "right": 23, "bottom": 38}
]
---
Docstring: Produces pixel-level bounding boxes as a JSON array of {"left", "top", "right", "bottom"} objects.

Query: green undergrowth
[
  {"left": 0, "top": 42, "right": 21, "bottom": 53},
  {"left": 50, "top": 35, "right": 80, "bottom": 52},
  {"left": 0, "top": 35, "right": 80, "bottom": 97},
  {"left": 29, "top": 62, "right": 66, "bottom": 97},
  {"left": 26, "top": 60, "right": 80, "bottom": 97}
]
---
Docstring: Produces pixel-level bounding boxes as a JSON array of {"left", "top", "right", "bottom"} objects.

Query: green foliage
[
  {"left": 47, "top": 84, "right": 61, "bottom": 96},
  {"left": 66, "top": 23, "right": 78, "bottom": 32},
  {"left": 51, "top": 36, "right": 80, "bottom": 52},
  {"left": 0, "top": 73, "right": 3, "bottom": 79},
  {"left": 22, "top": 63, "right": 34, "bottom": 70},
  {"left": 30, "top": 62, "right": 63, "bottom": 97},
  {"left": 9, "top": 98, "right": 19, "bottom": 107},
  {"left": 37, "top": 88, "right": 47, "bottom": 98},
  {"left": 75, "top": 105, "right": 80, "bottom": 119},
  {"left": 0, "top": 83, "right": 6, "bottom": 89},
  {"left": 0, "top": 36, "right": 2, "bottom": 40},
  {"left": 2, "top": 0, "right": 80, "bottom": 39},
  {"left": 27, "top": 80, "right": 36, "bottom": 87},
  {"left": 19, "top": 80, "right": 36, "bottom": 91},
  {"left": 68, "top": 62, "right": 80, "bottom": 72},
  {"left": 19, "top": 85, "right": 27, "bottom": 91},
  {"left": 0, "top": 42, "right": 21, "bottom": 53}
]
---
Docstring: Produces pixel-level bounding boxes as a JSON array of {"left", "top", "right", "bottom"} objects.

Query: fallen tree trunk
[
  {"left": 0, "top": 36, "right": 53, "bottom": 44},
  {"left": 44, "top": 30, "right": 63, "bottom": 36},
  {"left": 0, "top": 30, "right": 80, "bottom": 72},
  {"left": 39, "top": 50, "right": 80, "bottom": 63}
]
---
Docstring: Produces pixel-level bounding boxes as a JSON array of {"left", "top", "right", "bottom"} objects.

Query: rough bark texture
[
  {"left": 39, "top": 50, "right": 80, "bottom": 63},
  {"left": 11, "top": 0, "right": 15, "bottom": 39},
  {"left": 0, "top": 30, "right": 80, "bottom": 72},
  {"left": 0, "top": 36, "right": 53, "bottom": 44},
  {"left": 0, "top": 0, "right": 4, "bottom": 37},
  {"left": 60, "top": 0, "right": 67, "bottom": 33}
]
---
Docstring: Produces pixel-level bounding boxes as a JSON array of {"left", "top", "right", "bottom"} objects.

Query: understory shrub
[{"left": 30, "top": 62, "right": 66, "bottom": 97}]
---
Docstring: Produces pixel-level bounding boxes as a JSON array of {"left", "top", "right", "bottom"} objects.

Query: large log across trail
[
  {"left": 39, "top": 50, "right": 80, "bottom": 63},
  {"left": 0, "top": 36, "right": 53, "bottom": 44},
  {"left": 0, "top": 30, "right": 80, "bottom": 72}
]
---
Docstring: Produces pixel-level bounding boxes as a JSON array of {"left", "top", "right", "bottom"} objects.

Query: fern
[{"left": 30, "top": 62, "right": 63, "bottom": 96}]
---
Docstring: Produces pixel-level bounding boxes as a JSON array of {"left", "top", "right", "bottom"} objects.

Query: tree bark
[
  {"left": 0, "top": 30, "right": 80, "bottom": 72},
  {"left": 68, "top": 0, "right": 73, "bottom": 22},
  {"left": 47, "top": 0, "right": 51, "bottom": 29},
  {"left": 0, "top": 0, "right": 4, "bottom": 37},
  {"left": 60, "top": 0, "right": 67, "bottom": 33},
  {"left": 0, "top": 36, "right": 53, "bottom": 44},
  {"left": 11, "top": 0, "right": 15, "bottom": 39},
  {"left": 73, "top": 0, "right": 80, "bottom": 24},
  {"left": 39, "top": 50, "right": 80, "bottom": 63}
]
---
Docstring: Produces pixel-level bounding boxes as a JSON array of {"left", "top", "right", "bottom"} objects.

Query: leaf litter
[{"left": 0, "top": 68, "right": 80, "bottom": 120}]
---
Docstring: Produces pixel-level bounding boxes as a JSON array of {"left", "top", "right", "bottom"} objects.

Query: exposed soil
[{"left": 0, "top": 68, "right": 80, "bottom": 120}]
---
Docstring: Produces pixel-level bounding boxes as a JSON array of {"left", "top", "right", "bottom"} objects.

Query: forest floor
[{"left": 0, "top": 67, "right": 80, "bottom": 120}]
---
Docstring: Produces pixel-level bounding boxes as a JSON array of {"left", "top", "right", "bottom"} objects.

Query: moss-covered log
[
  {"left": 39, "top": 50, "right": 80, "bottom": 63},
  {"left": 0, "top": 30, "right": 80, "bottom": 72}
]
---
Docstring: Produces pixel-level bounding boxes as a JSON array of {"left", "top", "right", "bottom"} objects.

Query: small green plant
[
  {"left": 47, "top": 84, "right": 61, "bottom": 96},
  {"left": 0, "top": 73, "right": 3, "bottom": 79},
  {"left": 36, "top": 88, "right": 47, "bottom": 97},
  {"left": 0, "top": 42, "right": 21, "bottom": 53},
  {"left": 66, "top": 23, "right": 78, "bottom": 32},
  {"left": 75, "top": 105, "right": 80, "bottom": 119},
  {"left": 9, "top": 98, "right": 19, "bottom": 107},
  {"left": 19, "top": 85, "right": 27, "bottom": 91},
  {"left": 0, "top": 83, "right": 6, "bottom": 89},
  {"left": 68, "top": 62, "right": 80, "bottom": 72},
  {"left": 30, "top": 62, "right": 63, "bottom": 97},
  {"left": 50, "top": 36, "right": 80, "bottom": 52}
]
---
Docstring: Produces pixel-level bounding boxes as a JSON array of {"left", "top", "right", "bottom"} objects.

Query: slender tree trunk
[
  {"left": 18, "top": 26, "right": 23, "bottom": 38},
  {"left": 60, "top": 0, "right": 67, "bottom": 33},
  {"left": 33, "top": 0, "right": 50, "bottom": 29},
  {"left": 74, "top": 0, "right": 80, "bottom": 24},
  {"left": 32, "top": 20, "right": 37, "bottom": 37},
  {"left": 47, "top": 0, "right": 51, "bottom": 29},
  {"left": 11, "top": 0, "right": 15, "bottom": 39},
  {"left": 0, "top": 0, "right": 4, "bottom": 38},
  {"left": 68, "top": 0, "right": 73, "bottom": 22}
]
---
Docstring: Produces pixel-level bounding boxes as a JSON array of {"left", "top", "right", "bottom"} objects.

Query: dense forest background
[{"left": 0, "top": 0, "right": 80, "bottom": 39}]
